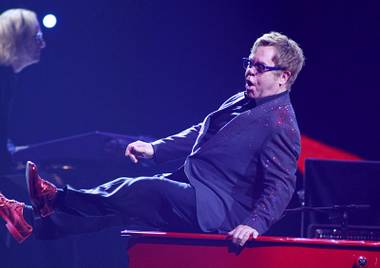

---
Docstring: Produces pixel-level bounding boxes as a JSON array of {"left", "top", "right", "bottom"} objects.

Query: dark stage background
[
  {"left": 1, "top": 0, "right": 379, "bottom": 267},
  {"left": 1, "top": 0, "right": 378, "bottom": 159}
]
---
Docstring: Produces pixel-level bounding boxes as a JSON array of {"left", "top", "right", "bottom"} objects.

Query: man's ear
[{"left": 280, "top": 71, "right": 291, "bottom": 85}]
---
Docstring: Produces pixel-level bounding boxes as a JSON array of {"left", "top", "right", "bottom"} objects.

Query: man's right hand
[{"left": 125, "top": 140, "right": 154, "bottom": 163}]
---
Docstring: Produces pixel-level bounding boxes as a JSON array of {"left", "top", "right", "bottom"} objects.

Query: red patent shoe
[
  {"left": 26, "top": 161, "right": 57, "bottom": 217},
  {"left": 0, "top": 193, "right": 33, "bottom": 243}
]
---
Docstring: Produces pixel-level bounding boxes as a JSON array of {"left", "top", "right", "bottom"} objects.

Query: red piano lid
[{"left": 121, "top": 230, "right": 380, "bottom": 248}]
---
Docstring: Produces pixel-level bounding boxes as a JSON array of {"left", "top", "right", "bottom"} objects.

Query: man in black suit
[{"left": 1, "top": 32, "right": 304, "bottom": 247}]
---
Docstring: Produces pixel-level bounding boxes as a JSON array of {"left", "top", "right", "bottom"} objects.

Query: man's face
[
  {"left": 20, "top": 24, "right": 46, "bottom": 65},
  {"left": 29, "top": 25, "right": 46, "bottom": 62},
  {"left": 245, "top": 46, "right": 285, "bottom": 99}
]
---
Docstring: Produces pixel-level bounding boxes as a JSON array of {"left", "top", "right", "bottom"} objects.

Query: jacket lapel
[
  {"left": 192, "top": 93, "right": 246, "bottom": 152},
  {"left": 191, "top": 93, "right": 292, "bottom": 154}
]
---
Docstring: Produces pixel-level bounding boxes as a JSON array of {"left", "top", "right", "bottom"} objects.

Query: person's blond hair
[
  {"left": 0, "top": 9, "right": 38, "bottom": 65},
  {"left": 252, "top": 32, "right": 305, "bottom": 89}
]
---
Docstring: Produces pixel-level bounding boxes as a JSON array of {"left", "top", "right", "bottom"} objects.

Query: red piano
[{"left": 122, "top": 230, "right": 380, "bottom": 268}]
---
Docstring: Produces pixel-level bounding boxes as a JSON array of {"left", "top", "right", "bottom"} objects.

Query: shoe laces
[{"left": 0, "top": 195, "right": 22, "bottom": 211}]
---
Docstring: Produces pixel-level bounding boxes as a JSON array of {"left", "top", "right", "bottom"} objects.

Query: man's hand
[
  {"left": 125, "top": 140, "right": 154, "bottom": 163},
  {"left": 228, "top": 225, "right": 259, "bottom": 247}
]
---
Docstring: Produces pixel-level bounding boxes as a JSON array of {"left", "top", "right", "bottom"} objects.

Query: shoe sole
[
  {"left": 0, "top": 208, "right": 32, "bottom": 243},
  {"left": 5, "top": 221, "right": 31, "bottom": 243},
  {"left": 25, "top": 161, "right": 38, "bottom": 209}
]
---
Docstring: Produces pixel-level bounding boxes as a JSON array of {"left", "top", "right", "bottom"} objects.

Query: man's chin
[
  {"left": 33, "top": 55, "right": 41, "bottom": 62},
  {"left": 245, "top": 89, "right": 256, "bottom": 99}
]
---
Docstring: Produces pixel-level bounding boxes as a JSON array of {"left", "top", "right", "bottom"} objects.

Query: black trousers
[{"left": 29, "top": 175, "right": 201, "bottom": 239}]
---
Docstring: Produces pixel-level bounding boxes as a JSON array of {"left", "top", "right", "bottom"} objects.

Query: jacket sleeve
[
  {"left": 243, "top": 129, "right": 300, "bottom": 234},
  {"left": 150, "top": 123, "right": 202, "bottom": 164}
]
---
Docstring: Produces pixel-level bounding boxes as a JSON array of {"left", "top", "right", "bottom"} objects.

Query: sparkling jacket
[{"left": 152, "top": 91, "right": 300, "bottom": 234}]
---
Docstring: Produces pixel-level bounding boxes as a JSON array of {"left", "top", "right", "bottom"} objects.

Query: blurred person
[{"left": 0, "top": 8, "right": 45, "bottom": 175}]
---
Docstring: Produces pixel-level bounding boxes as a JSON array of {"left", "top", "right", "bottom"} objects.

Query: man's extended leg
[
  {"left": 27, "top": 161, "right": 201, "bottom": 237},
  {"left": 58, "top": 176, "right": 200, "bottom": 232}
]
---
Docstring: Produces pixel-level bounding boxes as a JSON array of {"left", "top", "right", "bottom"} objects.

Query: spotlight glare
[{"left": 43, "top": 14, "right": 57, "bottom": 28}]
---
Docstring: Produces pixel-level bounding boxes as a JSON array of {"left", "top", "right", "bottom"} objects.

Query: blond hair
[
  {"left": 252, "top": 32, "right": 305, "bottom": 89},
  {"left": 0, "top": 9, "right": 38, "bottom": 65}
]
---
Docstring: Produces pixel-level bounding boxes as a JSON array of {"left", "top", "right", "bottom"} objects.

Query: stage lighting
[{"left": 42, "top": 14, "right": 57, "bottom": 28}]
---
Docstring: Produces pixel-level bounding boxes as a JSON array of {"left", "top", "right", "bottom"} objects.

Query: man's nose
[
  {"left": 40, "top": 39, "right": 46, "bottom": 49},
  {"left": 245, "top": 66, "right": 257, "bottom": 76}
]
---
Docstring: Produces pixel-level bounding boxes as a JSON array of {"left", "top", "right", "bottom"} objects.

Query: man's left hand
[{"left": 228, "top": 225, "right": 259, "bottom": 247}]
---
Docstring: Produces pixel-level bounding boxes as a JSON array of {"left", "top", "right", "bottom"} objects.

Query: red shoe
[
  {"left": 0, "top": 193, "right": 33, "bottom": 243},
  {"left": 26, "top": 161, "right": 57, "bottom": 217}
]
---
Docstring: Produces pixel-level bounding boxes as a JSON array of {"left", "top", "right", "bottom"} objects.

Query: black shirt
[
  {"left": 201, "top": 90, "right": 288, "bottom": 144},
  {"left": 0, "top": 65, "right": 16, "bottom": 174}
]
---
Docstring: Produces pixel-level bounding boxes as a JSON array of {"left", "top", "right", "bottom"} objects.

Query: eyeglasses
[
  {"left": 34, "top": 31, "right": 44, "bottom": 43},
  {"left": 242, "top": 57, "right": 286, "bottom": 74}
]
